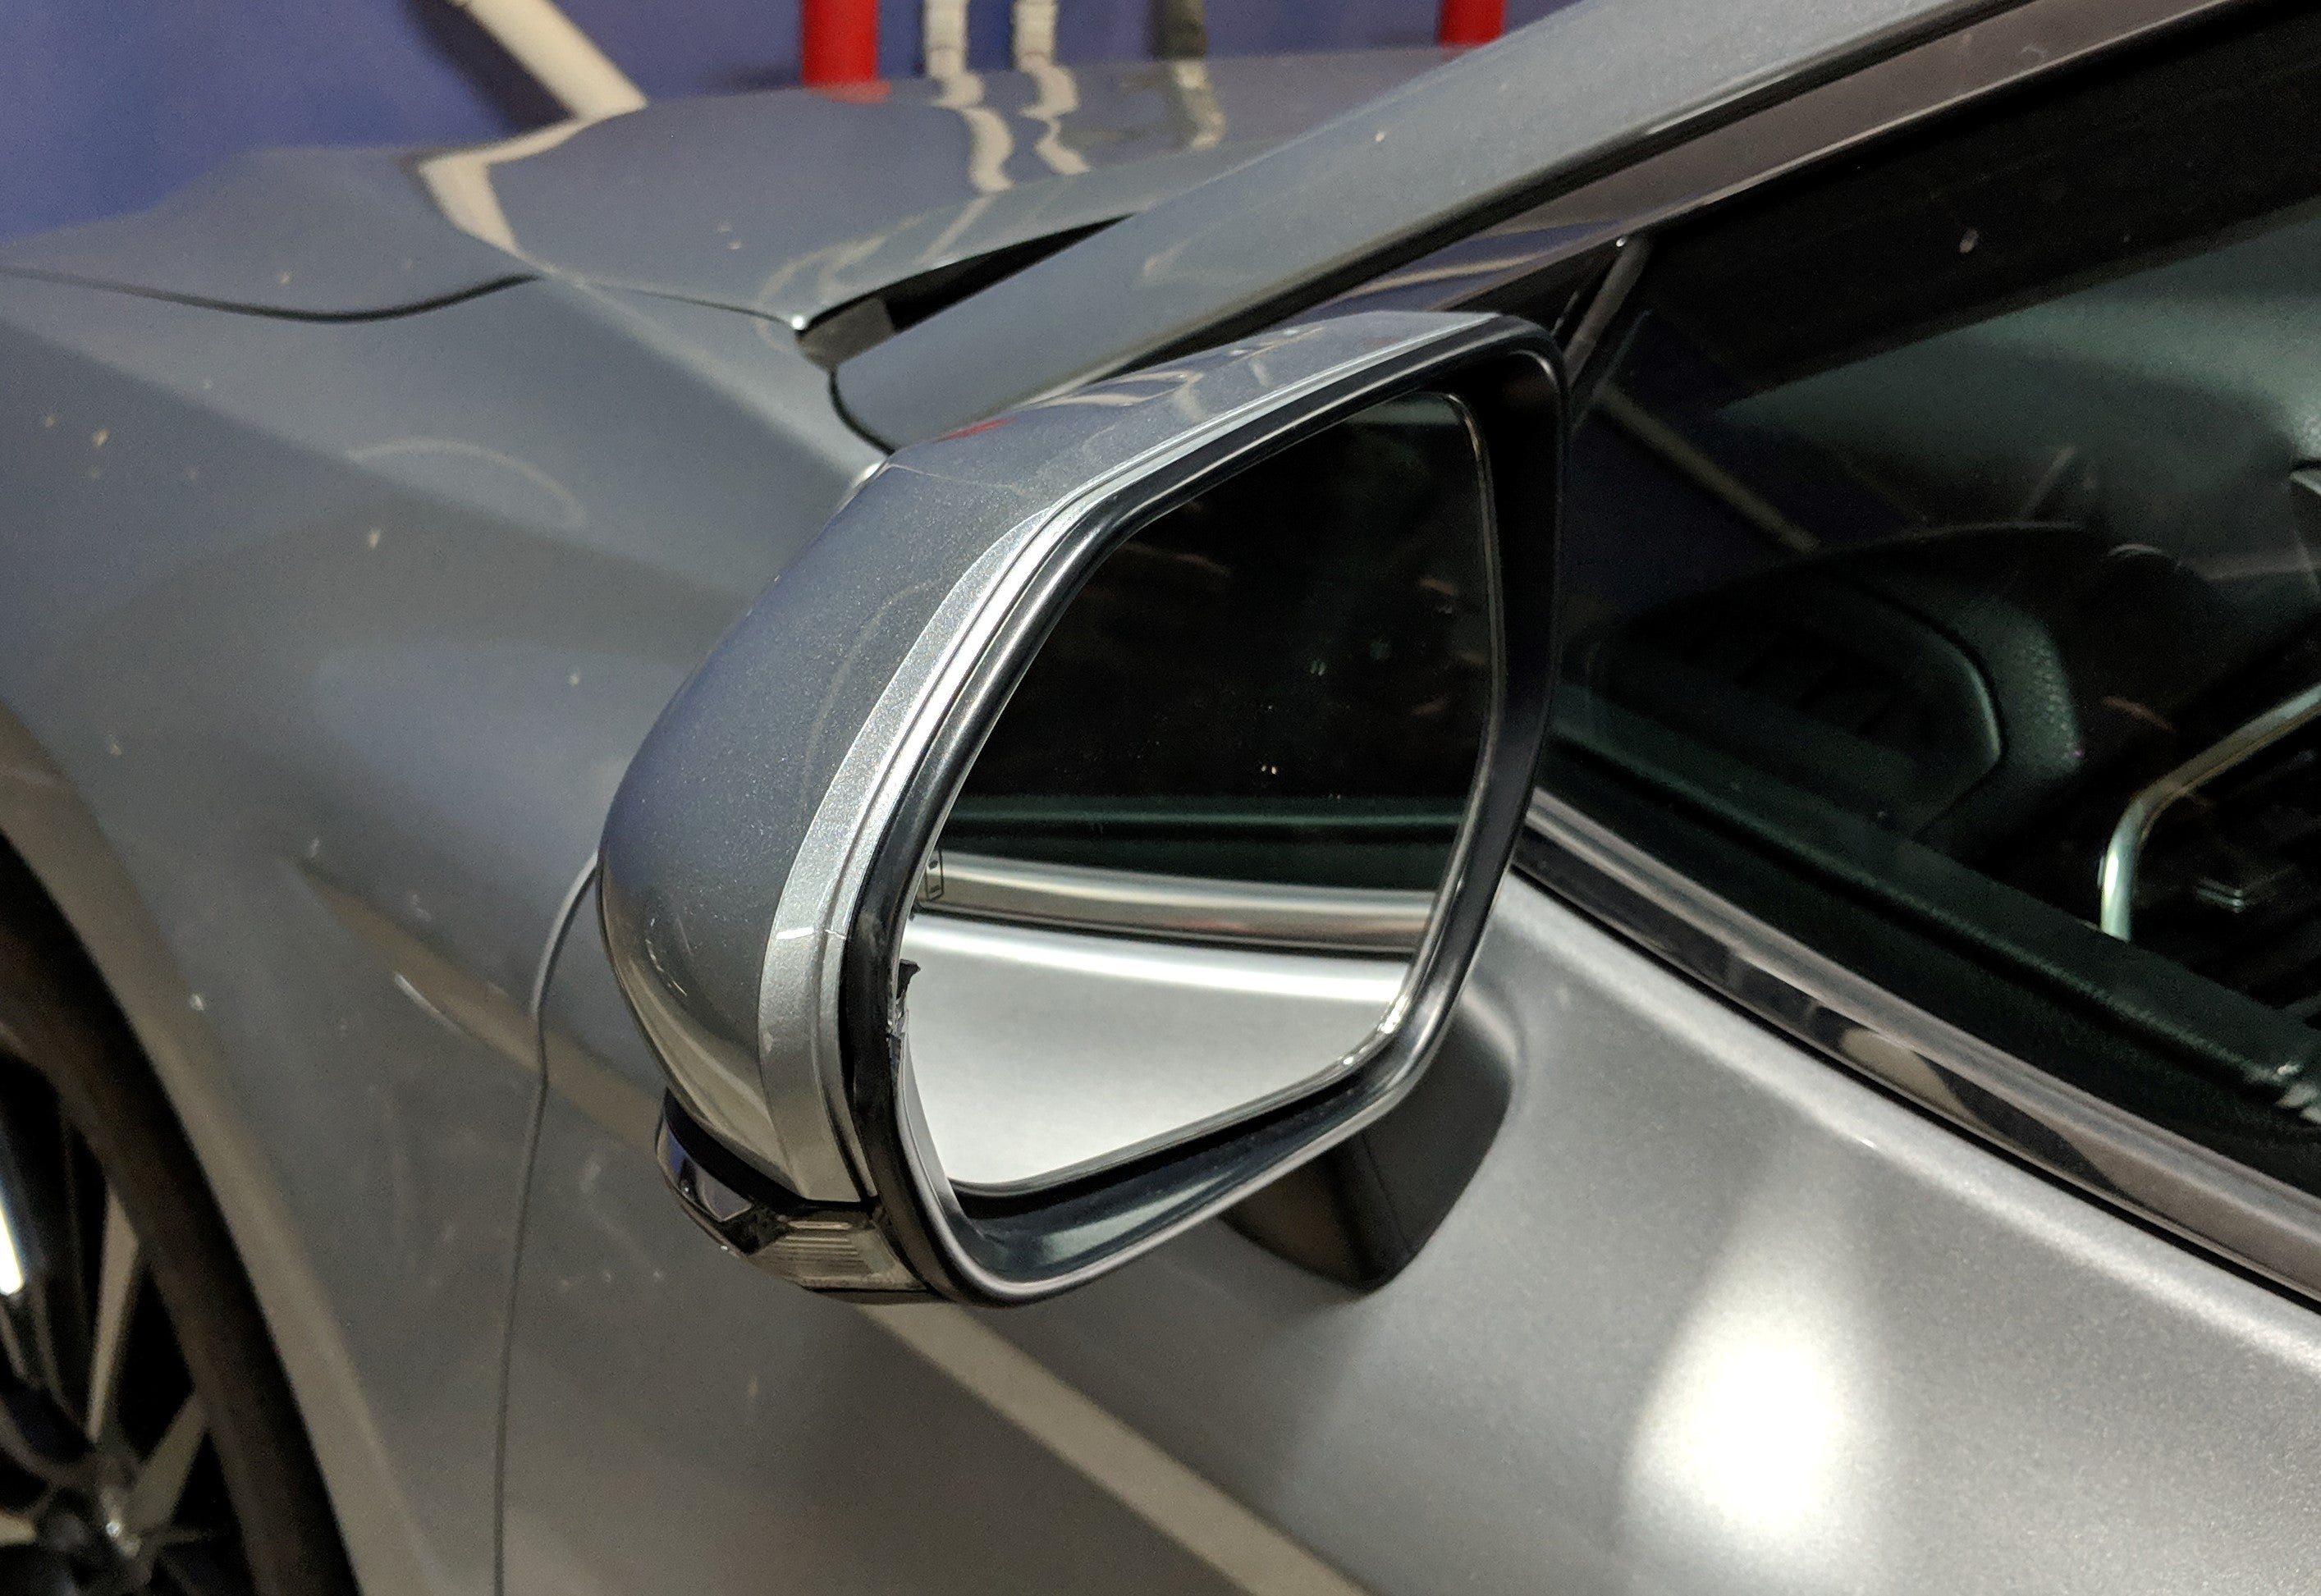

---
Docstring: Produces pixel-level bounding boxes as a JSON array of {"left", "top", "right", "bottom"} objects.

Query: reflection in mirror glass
[{"left": 903, "top": 391, "right": 1496, "bottom": 1193}]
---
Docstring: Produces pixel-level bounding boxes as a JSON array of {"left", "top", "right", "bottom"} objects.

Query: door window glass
[{"left": 1540, "top": 0, "right": 2321, "bottom": 1193}]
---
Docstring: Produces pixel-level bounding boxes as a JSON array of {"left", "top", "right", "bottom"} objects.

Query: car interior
[{"left": 1533, "top": 2, "right": 2321, "bottom": 1193}]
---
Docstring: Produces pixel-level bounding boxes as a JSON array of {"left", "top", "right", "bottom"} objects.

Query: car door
[{"left": 503, "top": 1, "right": 2321, "bottom": 1592}]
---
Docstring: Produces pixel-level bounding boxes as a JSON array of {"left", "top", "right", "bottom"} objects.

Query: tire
[{"left": 0, "top": 853, "right": 354, "bottom": 1596}]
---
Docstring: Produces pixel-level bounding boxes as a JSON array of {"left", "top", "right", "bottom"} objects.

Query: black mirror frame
[{"left": 840, "top": 335, "right": 1565, "bottom": 1304}]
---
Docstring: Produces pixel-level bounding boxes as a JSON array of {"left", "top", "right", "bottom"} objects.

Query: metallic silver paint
[
  {"left": 512, "top": 894, "right": 1252, "bottom": 1596},
  {"left": 0, "top": 0, "right": 2298, "bottom": 1588},
  {"left": 522, "top": 868, "right": 2321, "bottom": 1594},
  {"left": 609, "top": 309, "right": 1563, "bottom": 1301},
  {"left": 903, "top": 912, "right": 1407, "bottom": 1194},
  {"left": 843, "top": 0, "right": 2252, "bottom": 446},
  {"left": 1527, "top": 789, "right": 2321, "bottom": 1308},
  {"left": 853, "top": 1301, "right": 1370, "bottom": 1596},
  {"left": 599, "top": 311, "right": 1497, "bottom": 1206},
  {"left": 1319, "top": 0, "right": 2243, "bottom": 326},
  {"left": 0, "top": 147, "right": 529, "bottom": 318},
  {"left": 1000, "top": 879, "right": 2321, "bottom": 1595},
  {"left": 832, "top": 0, "right": 2003, "bottom": 444},
  {"left": 0, "top": 54, "right": 1444, "bottom": 335},
  {"left": 457, "top": 54, "right": 1446, "bottom": 323},
  {"left": 0, "top": 269, "right": 875, "bottom": 1594}
]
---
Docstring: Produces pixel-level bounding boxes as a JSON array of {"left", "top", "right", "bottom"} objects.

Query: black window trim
[{"left": 1312, "top": 0, "right": 2248, "bottom": 327}]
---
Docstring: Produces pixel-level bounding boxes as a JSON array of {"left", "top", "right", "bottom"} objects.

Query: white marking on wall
[
  {"left": 1011, "top": 0, "right": 1058, "bottom": 68},
  {"left": 922, "top": 0, "right": 969, "bottom": 78},
  {"left": 446, "top": 0, "right": 646, "bottom": 120}
]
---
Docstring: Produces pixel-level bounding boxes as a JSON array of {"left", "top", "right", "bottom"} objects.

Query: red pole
[
  {"left": 803, "top": 0, "right": 881, "bottom": 85},
  {"left": 1437, "top": 0, "right": 1504, "bottom": 45}
]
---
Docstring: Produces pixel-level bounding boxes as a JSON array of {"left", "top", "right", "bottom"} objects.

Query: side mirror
[{"left": 600, "top": 310, "right": 1563, "bottom": 1302}]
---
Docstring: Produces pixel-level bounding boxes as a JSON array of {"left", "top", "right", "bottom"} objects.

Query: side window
[{"left": 1541, "top": 0, "right": 2321, "bottom": 1196}]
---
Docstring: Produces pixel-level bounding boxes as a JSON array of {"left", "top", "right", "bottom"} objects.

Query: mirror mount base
[{"left": 1225, "top": 1002, "right": 1513, "bottom": 1288}]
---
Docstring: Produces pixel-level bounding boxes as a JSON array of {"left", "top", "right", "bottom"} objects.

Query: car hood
[{"left": 0, "top": 52, "right": 1447, "bottom": 326}]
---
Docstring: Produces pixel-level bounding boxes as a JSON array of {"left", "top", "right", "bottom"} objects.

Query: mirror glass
[{"left": 902, "top": 392, "right": 1497, "bottom": 1193}]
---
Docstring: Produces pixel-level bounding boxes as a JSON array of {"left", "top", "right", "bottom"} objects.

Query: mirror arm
[{"left": 1225, "top": 1001, "right": 1515, "bottom": 1287}]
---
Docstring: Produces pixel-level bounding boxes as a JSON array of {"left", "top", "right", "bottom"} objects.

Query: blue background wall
[{"left": 0, "top": 0, "right": 1571, "bottom": 245}]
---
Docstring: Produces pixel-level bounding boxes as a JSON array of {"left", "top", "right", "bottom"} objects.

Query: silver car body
[{"left": 0, "top": 0, "right": 2314, "bottom": 1591}]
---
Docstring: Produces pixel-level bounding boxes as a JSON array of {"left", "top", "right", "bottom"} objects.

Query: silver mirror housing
[{"left": 600, "top": 309, "right": 1563, "bottom": 1301}]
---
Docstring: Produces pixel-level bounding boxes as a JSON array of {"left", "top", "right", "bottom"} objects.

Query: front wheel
[{"left": 0, "top": 867, "right": 352, "bottom": 1595}]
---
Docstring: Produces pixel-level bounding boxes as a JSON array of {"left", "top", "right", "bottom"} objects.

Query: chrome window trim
[
  {"left": 1484, "top": 0, "right": 2321, "bottom": 1300},
  {"left": 1315, "top": 0, "right": 2251, "bottom": 325},
  {"left": 918, "top": 852, "right": 1431, "bottom": 953},
  {"left": 1521, "top": 790, "right": 2321, "bottom": 1305}
]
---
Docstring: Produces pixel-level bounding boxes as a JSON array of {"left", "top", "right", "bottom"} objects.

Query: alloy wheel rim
[{"left": 0, "top": 1056, "right": 249, "bottom": 1594}]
